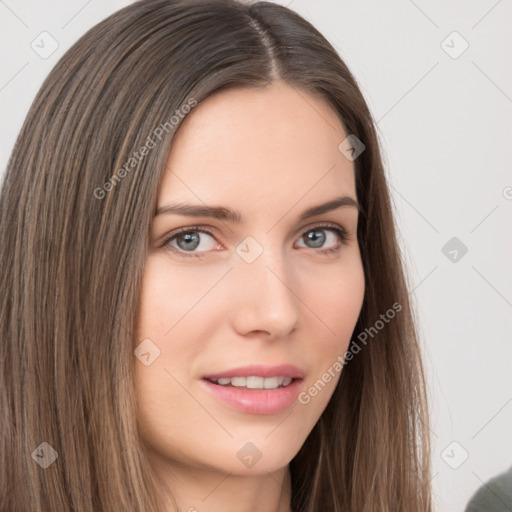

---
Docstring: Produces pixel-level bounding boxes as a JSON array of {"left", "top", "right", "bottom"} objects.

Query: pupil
[
  {"left": 178, "top": 232, "right": 200, "bottom": 251},
  {"left": 306, "top": 230, "right": 325, "bottom": 248}
]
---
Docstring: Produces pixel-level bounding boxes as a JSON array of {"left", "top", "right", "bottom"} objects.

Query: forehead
[{"left": 159, "top": 81, "right": 356, "bottom": 214}]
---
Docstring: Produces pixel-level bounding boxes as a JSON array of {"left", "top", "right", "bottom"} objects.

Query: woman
[{"left": 0, "top": 0, "right": 432, "bottom": 510}]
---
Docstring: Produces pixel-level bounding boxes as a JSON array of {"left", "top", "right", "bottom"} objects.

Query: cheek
[
  {"left": 306, "top": 257, "right": 365, "bottom": 346},
  {"left": 135, "top": 256, "right": 223, "bottom": 341},
  {"left": 133, "top": 258, "right": 207, "bottom": 404},
  {"left": 298, "top": 258, "right": 364, "bottom": 403},
  {"left": 133, "top": 257, "right": 227, "bottom": 432}
]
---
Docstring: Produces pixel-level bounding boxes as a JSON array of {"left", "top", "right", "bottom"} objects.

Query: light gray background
[{"left": 1, "top": 1, "right": 511, "bottom": 510}]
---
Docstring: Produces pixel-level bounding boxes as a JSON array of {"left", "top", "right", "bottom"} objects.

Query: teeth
[
  {"left": 246, "top": 376, "right": 264, "bottom": 389},
  {"left": 263, "top": 377, "right": 279, "bottom": 389},
  {"left": 231, "top": 377, "right": 246, "bottom": 387},
  {"left": 210, "top": 376, "right": 294, "bottom": 389}
]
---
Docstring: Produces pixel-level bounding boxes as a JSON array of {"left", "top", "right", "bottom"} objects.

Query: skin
[{"left": 134, "top": 80, "right": 365, "bottom": 512}]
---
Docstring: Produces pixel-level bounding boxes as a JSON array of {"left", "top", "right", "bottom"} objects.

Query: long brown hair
[{"left": 0, "top": 0, "right": 432, "bottom": 510}]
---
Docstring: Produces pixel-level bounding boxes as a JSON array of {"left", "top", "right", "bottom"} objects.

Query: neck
[{"left": 150, "top": 453, "right": 293, "bottom": 512}]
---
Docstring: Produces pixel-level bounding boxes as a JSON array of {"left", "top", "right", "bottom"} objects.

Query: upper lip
[{"left": 203, "top": 364, "right": 305, "bottom": 380}]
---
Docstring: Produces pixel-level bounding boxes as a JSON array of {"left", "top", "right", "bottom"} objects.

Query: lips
[
  {"left": 200, "top": 364, "right": 305, "bottom": 414},
  {"left": 202, "top": 364, "right": 305, "bottom": 380}
]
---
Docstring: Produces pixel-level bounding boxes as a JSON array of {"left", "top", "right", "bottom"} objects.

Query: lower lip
[{"left": 200, "top": 378, "right": 303, "bottom": 415}]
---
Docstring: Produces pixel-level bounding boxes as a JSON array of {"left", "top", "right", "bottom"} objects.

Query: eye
[
  {"left": 296, "top": 224, "right": 349, "bottom": 254},
  {"left": 162, "top": 223, "right": 351, "bottom": 259},
  {"left": 164, "top": 227, "right": 218, "bottom": 256}
]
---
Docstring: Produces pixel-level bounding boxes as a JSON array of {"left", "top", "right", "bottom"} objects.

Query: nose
[{"left": 229, "top": 243, "right": 300, "bottom": 340}]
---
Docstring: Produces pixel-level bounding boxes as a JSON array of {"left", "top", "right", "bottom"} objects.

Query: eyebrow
[{"left": 155, "top": 196, "right": 360, "bottom": 222}]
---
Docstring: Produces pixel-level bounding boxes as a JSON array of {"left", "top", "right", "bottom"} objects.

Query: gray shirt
[{"left": 465, "top": 465, "right": 512, "bottom": 512}]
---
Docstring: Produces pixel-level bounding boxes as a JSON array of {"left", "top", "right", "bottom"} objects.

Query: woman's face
[{"left": 135, "top": 81, "right": 365, "bottom": 478}]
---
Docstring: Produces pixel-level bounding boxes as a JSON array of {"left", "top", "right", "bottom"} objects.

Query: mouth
[
  {"left": 204, "top": 375, "right": 295, "bottom": 389},
  {"left": 200, "top": 364, "right": 305, "bottom": 415}
]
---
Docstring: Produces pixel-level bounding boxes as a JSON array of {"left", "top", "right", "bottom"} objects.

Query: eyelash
[{"left": 162, "top": 223, "right": 351, "bottom": 259}]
